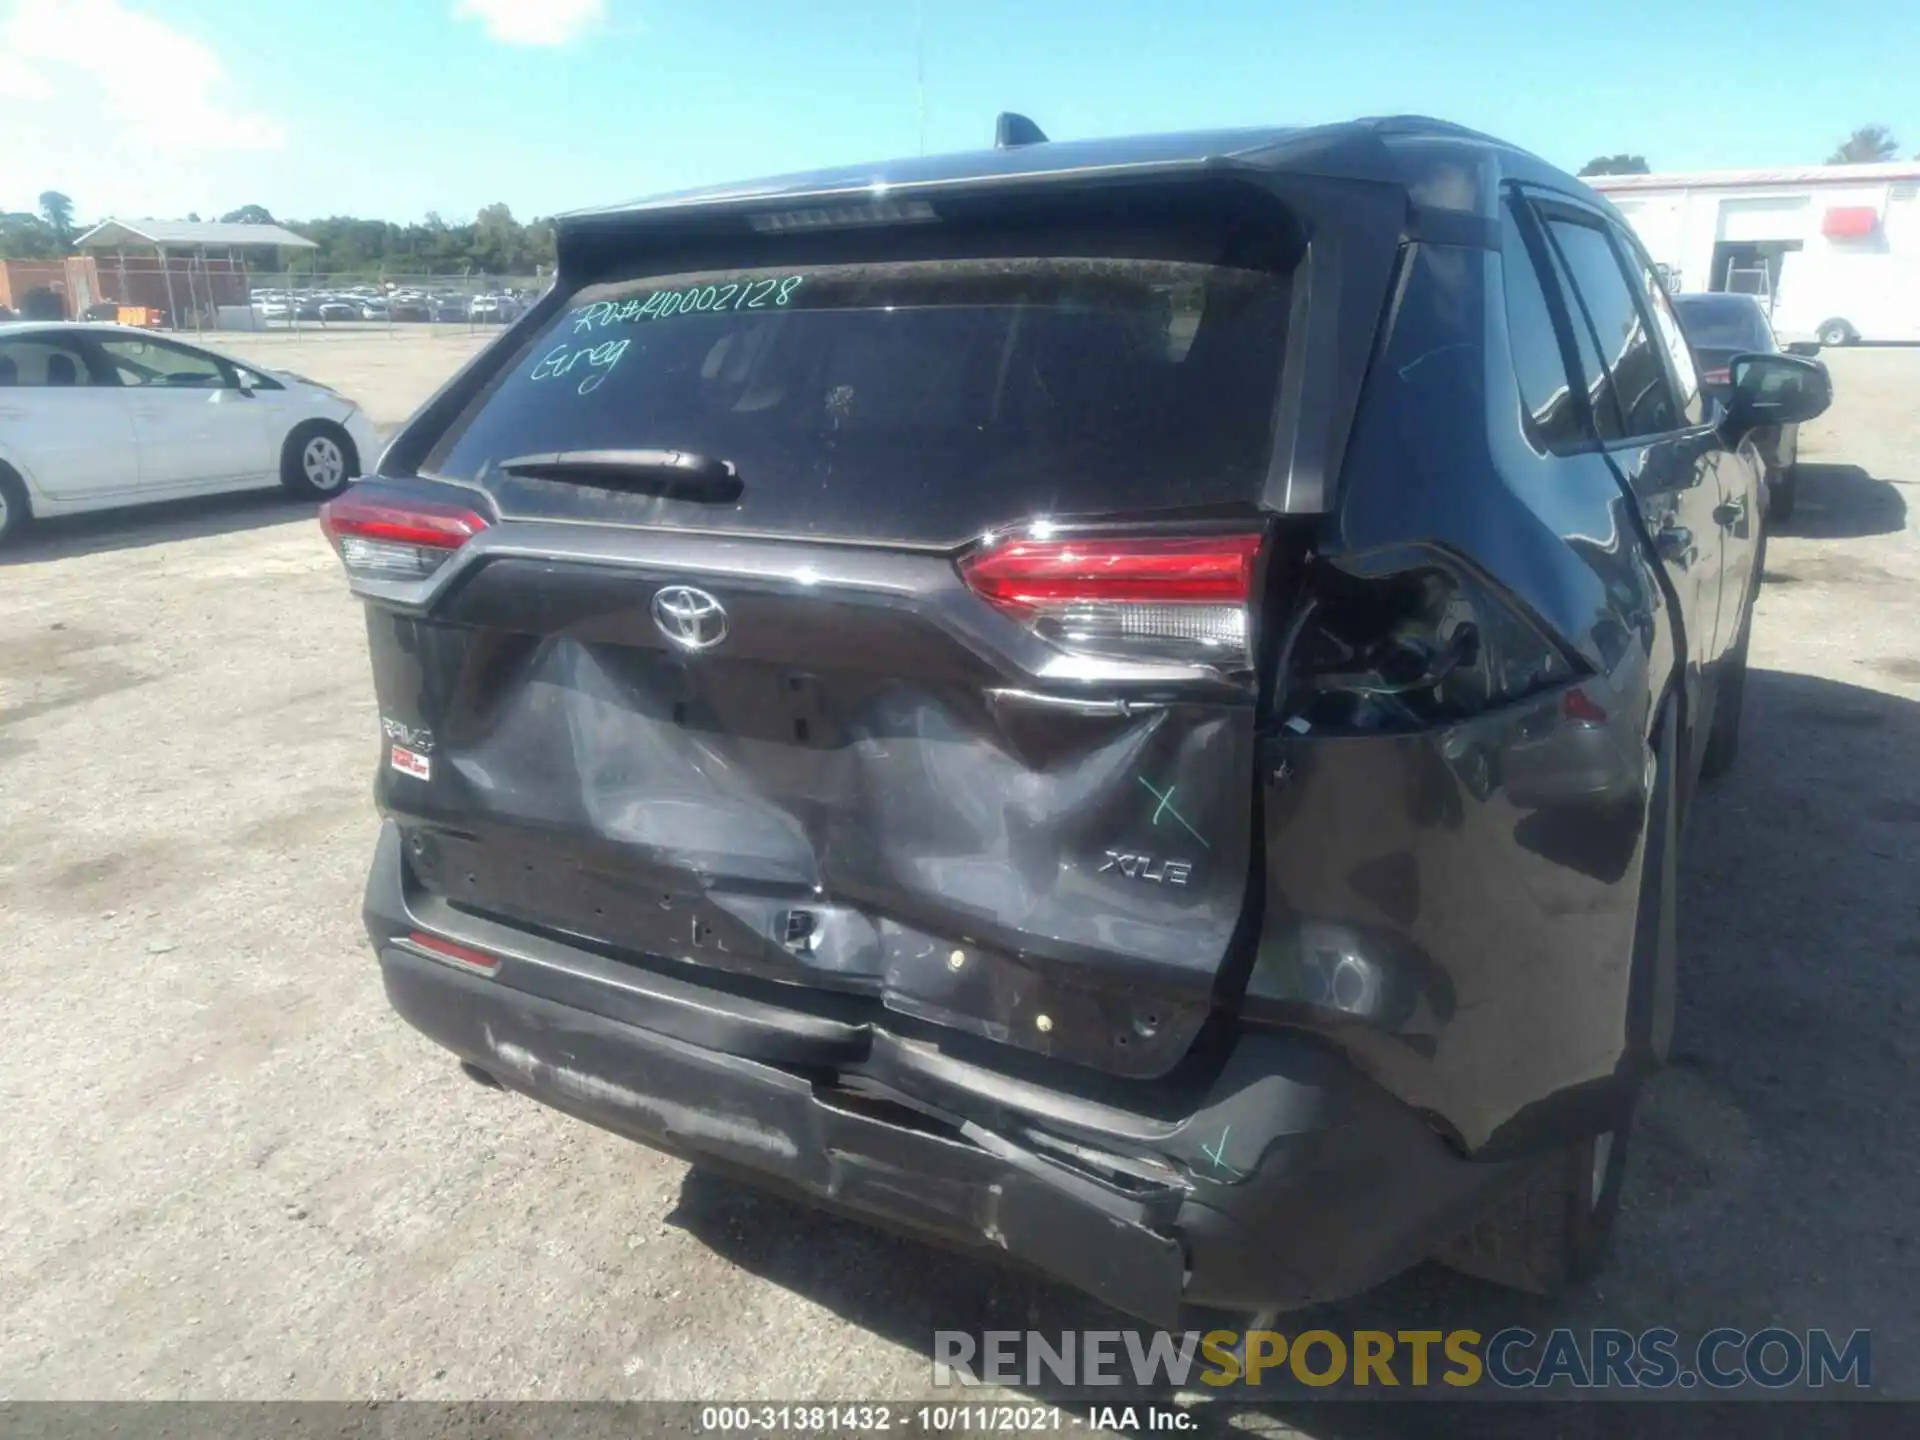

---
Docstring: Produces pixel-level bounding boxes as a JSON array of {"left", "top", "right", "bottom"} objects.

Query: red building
[{"left": 71, "top": 217, "right": 318, "bottom": 326}]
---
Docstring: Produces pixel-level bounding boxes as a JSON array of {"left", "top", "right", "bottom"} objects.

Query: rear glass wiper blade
[{"left": 499, "top": 449, "right": 742, "bottom": 501}]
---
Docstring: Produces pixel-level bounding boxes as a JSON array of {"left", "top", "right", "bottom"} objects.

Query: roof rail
[{"left": 994, "top": 112, "right": 1049, "bottom": 149}]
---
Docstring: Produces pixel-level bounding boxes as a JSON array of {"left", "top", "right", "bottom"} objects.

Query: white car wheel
[
  {"left": 281, "top": 422, "right": 358, "bottom": 498},
  {"left": 304, "top": 434, "right": 347, "bottom": 491}
]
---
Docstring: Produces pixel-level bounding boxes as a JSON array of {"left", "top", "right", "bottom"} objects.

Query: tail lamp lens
[
  {"left": 319, "top": 494, "right": 490, "bottom": 580},
  {"left": 960, "top": 533, "right": 1262, "bottom": 669}
]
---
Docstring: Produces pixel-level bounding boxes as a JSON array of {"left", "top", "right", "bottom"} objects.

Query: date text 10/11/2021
[
  {"left": 696, "top": 1405, "right": 1195, "bottom": 1433},
  {"left": 529, "top": 275, "right": 808, "bottom": 395}
]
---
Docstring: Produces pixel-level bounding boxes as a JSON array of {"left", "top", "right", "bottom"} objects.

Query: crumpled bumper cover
[
  {"left": 385, "top": 949, "right": 1192, "bottom": 1321},
  {"left": 367, "top": 825, "right": 1516, "bottom": 1323}
]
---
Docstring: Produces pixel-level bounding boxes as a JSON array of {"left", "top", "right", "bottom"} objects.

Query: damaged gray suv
[{"left": 325, "top": 115, "right": 1830, "bottom": 1323}]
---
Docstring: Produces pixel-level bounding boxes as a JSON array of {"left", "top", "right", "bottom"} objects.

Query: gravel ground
[
  {"left": 1, "top": 338, "right": 1916, "bottom": 1420},
  {"left": 222, "top": 329, "right": 496, "bottom": 427}
]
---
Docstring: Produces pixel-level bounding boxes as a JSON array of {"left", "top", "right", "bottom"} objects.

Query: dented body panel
[
  {"left": 366, "top": 522, "right": 1263, "bottom": 1078},
  {"left": 1247, "top": 242, "right": 1678, "bottom": 1151},
  {"left": 334, "top": 117, "right": 1769, "bottom": 1319}
]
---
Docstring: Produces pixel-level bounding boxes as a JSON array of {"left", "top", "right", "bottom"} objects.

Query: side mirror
[
  {"left": 1723, "top": 352, "right": 1832, "bottom": 437},
  {"left": 1784, "top": 340, "right": 1822, "bottom": 358}
]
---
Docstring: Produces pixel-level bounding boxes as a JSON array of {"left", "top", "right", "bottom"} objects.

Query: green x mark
[
  {"left": 1201, "top": 1125, "right": 1241, "bottom": 1178},
  {"left": 1138, "top": 776, "right": 1209, "bottom": 850}
]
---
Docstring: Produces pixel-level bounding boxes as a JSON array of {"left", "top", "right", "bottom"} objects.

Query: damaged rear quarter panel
[{"left": 1257, "top": 243, "right": 1676, "bottom": 1154}]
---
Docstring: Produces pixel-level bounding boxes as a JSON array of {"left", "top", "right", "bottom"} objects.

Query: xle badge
[{"left": 1099, "top": 851, "right": 1193, "bottom": 886}]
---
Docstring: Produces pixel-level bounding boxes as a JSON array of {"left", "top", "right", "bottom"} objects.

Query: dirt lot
[{"left": 2, "top": 334, "right": 1917, "bottom": 1417}]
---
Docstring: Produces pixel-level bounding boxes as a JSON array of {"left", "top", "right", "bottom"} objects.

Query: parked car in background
[
  {"left": 390, "top": 297, "right": 434, "bottom": 323},
  {"left": 432, "top": 296, "right": 471, "bottom": 322},
  {"left": 317, "top": 299, "right": 362, "bottom": 322},
  {"left": 360, "top": 298, "right": 391, "bottom": 321},
  {"left": 1670, "top": 291, "right": 1821, "bottom": 520},
  {"left": 322, "top": 117, "right": 1832, "bottom": 1324},
  {"left": 467, "top": 294, "right": 519, "bottom": 324},
  {"left": 293, "top": 297, "right": 326, "bottom": 321},
  {"left": 257, "top": 299, "right": 292, "bottom": 320},
  {"left": 0, "top": 321, "right": 380, "bottom": 546}
]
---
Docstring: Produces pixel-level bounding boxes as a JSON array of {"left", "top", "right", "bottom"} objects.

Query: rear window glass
[
  {"left": 424, "top": 256, "right": 1292, "bottom": 544},
  {"left": 1671, "top": 297, "right": 1771, "bottom": 351}
]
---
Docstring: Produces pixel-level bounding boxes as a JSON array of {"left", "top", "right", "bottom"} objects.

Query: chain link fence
[{"left": 228, "top": 270, "right": 550, "bottom": 333}]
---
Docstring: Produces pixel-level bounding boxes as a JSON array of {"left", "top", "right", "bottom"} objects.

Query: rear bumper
[{"left": 365, "top": 822, "right": 1517, "bottom": 1323}]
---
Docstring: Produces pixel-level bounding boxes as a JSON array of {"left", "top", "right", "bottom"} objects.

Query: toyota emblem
[{"left": 652, "top": 585, "right": 729, "bottom": 651}]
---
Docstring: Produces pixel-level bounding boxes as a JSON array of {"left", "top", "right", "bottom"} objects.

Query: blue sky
[{"left": 3, "top": 0, "right": 1917, "bottom": 227}]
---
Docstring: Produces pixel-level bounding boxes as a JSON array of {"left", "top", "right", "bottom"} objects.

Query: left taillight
[
  {"left": 318, "top": 492, "right": 490, "bottom": 581},
  {"left": 959, "top": 531, "right": 1263, "bottom": 671}
]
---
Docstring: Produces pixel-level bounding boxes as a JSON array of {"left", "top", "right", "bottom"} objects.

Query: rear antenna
[{"left": 995, "top": 112, "right": 1049, "bottom": 149}]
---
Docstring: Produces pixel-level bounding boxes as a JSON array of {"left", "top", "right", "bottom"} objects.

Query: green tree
[
  {"left": 37, "top": 190, "right": 76, "bottom": 248},
  {"left": 1578, "top": 155, "right": 1651, "bottom": 177},
  {"left": 0, "top": 212, "right": 63, "bottom": 259},
  {"left": 190, "top": 203, "right": 560, "bottom": 279},
  {"left": 1827, "top": 126, "right": 1899, "bottom": 163}
]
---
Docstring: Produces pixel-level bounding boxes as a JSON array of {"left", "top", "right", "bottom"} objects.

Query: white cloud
[
  {"left": 454, "top": 0, "right": 605, "bottom": 46},
  {"left": 0, "top": 48, "right": 55, "bottom": 100},
  {"left": 0, "top": 0, "right": 285, "bottom": 153}
]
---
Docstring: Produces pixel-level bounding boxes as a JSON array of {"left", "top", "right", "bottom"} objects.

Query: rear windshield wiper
[{"left": 499, "top": 449, "right": 742, "bottom": 501}]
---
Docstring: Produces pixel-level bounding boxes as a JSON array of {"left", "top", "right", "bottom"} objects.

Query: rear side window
[
  {"left": 0, "top": 335, "right": 101, "bottom": 387},
  {"left": 1544, "top": 218, "right": 1681, "bottom": 440},
  {"left": 425, "top": 255, "right": 1293, "bottom": 544},
  {"left": 1499, "top": 208, "right": 1589, "bottom": 452}
]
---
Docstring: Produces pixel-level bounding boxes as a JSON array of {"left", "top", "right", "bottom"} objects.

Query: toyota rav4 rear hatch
[{"left": 332, "top": 181, "right": 1370, "bottom": 1078}]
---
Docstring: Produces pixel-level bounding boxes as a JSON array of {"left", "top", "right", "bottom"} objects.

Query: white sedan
[{"left": 0, "top": 322, "right": 380, "bottom": 546}]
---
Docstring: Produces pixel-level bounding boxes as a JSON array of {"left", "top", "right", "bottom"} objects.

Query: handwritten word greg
[{"left": 529, "top": 337, "right": 630, "bottom": 395}]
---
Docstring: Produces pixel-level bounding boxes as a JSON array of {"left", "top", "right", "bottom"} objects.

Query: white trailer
[{"left": 1590, "top": 162, "right": 1920, "bottom": 345}]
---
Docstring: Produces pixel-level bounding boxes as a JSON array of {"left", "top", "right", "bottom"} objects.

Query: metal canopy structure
[
  {"left": 72, "top": 218, "right": 316, "bottom": 251},
  {"left": 71, "top": 218, "right": 317, "bottom": 331}
]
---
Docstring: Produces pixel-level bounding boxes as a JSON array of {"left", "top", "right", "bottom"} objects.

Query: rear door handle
[{"left": 1714, "top": 497, "right": 1746, "bottom": 528}]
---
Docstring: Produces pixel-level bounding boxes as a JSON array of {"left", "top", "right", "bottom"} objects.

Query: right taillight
[
  {"left": 959, "top": 531, "right": 1262, "bottom": 670},
  {"left": 319, "top": 492, "right": 490, "bottom": 581}
]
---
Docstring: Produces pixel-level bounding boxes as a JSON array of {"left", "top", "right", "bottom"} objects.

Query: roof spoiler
[{"left": 994, "top": 112, "right": 1049, "bottom": 149}]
